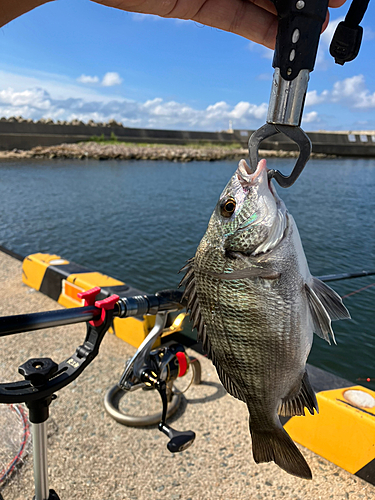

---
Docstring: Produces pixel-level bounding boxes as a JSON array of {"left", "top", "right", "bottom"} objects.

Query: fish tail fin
[{"left": 250, "top": 424, "right": 312, "bottom": 480}]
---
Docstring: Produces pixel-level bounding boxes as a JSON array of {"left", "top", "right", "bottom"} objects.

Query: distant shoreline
[{"left": 0, "top": 142, "right": 333, "bottom": 162}]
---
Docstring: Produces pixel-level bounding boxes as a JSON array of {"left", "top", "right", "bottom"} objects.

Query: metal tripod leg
[
  {"left": 32, "top": 421, "right": 49, "bottom": 500},
  {"left": 27, "top": 396, "right": 60, "bottom": 500}
]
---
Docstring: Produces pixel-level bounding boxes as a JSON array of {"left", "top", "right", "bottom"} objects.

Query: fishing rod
[
  {"left": 0, "top": 287, "right": 193, "bottom": 500},
  {"left": 0, "top": 269, "right": 373, "bottom": 338},
  {"left": 317, "top": 270, "right": 375, "bottom": 282},
  {"left": 0, "top": 288, "right": 184, "bottom": 337}
]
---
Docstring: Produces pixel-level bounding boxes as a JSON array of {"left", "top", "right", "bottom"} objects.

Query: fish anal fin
[
  {"left": 279, "top": 370, "right": 318, "bottom": 417},
  {"left": 305, "top": 283, "right": 335, "bottom": 345},
  {"left": 310, "top": 277, "right": 350, "bottom": 321},
  {"left": 250, "top": 424, "right": 312, "bottom": 479}
]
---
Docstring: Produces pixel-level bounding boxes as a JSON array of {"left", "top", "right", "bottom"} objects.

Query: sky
[{"left": 0, "top": 0, "right": 375, "bottom": 132}]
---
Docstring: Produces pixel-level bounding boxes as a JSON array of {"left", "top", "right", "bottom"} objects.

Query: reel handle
[
  {"left": 141, "top": 369, "right": 196, "bottom": 453},
  {"left": 158, "top": 423, "right": 195, "bottom": 453}
]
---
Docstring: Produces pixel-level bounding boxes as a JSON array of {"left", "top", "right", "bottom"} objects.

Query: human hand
[
  {"left": 1, "top": 0, "right": 348, "bottom": 50},
  {"left": 92, "top": 0, "right": 348, "bottom": 49}
]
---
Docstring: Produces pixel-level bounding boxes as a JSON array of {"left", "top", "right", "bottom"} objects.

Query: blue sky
[{"left": 0, "top": 0, "right": 374, "bottom": 131}]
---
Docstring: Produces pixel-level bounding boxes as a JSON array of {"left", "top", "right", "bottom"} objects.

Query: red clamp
[
  {"left": 91, "top": 294, "right": 119, "bottom": 327},
  {"left": 77, "top": 287, "right": 119, "bottom": 327},
  {"left": 78, "top": 287, "right": 101, "bottom": 306}
]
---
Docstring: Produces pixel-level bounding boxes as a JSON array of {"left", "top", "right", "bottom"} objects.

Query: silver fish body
[{"left": 180, "top": 159, "right": 350, "bottom": 479}]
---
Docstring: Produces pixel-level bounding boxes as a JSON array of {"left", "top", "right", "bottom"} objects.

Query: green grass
[{"left": 89, "top": 131, "right": 118, "bottom": 143}]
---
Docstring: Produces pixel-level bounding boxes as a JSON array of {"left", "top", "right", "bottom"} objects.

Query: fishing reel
[{"left": 104, "top": 310, "right": 200, "bottom": 453}]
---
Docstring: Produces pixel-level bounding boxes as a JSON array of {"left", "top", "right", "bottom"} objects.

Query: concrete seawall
[
  {"left": 1, "top": 119, "right": 375, "bottom": 156},
  {"left": 1, "top": 249, "right": 374, "bottom": 500}
]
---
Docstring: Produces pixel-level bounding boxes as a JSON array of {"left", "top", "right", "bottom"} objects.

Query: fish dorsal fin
[
  {"left": 179, "top": 258, "right": 246, "bottom": 403},
  {"left": 305, "top": 278, "right": 350, "bottom": 345},
  {"left": 278, "top": 370, "right": 318, "bottom": 417},
  {"left": 179, "top": 257, "right": 212, "bottom": 353}
]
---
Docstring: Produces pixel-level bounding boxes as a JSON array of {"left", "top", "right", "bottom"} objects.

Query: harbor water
[{"left": 0, "top": 157, "right": 374, "bottom": 387}]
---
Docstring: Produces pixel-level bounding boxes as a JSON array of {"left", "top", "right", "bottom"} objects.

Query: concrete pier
[{"left": 0, "top": 250, "right": 374, "bottom": 500}]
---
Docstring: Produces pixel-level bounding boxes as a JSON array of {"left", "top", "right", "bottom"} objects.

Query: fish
[{"left": 179, "top": 158, "right": 350, "bottom": 479}]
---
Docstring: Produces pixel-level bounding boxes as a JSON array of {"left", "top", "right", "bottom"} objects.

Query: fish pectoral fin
[
  {"left": 278, "top": 370, "right": 318, "bottom": 417},
  {"left": 305, "top": 282, "right": 336, "bottom": 345},
  {"left": 310, "top": 277, "right": 351, "bottom": 321},
  {"left": 206, "top": 267, "right": 280, "bottom": 281},
  {"left": 250, "top": 424, "right": 312, "bottom": 480}
]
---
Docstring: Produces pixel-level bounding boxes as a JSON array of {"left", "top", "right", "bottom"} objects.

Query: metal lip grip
[
  {"left": 249, "top": 0, "right": 329, "bottom": 187},
  {"left": 269, "top": 0, "right": 328, "bottom": 127},
  {"left": 267, "top": 68, "right": 309, "bottom": 127}
]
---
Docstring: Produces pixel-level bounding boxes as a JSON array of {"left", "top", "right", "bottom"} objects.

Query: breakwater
[
  {"left": 1, "top": 117, "right": 375, "bottom": 156},
  {"left": 0, "top": 142, "right": 306, "bottom": 162}
]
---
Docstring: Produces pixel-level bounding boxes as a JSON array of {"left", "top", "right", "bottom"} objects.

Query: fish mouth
[
  {"left": 237, "top": 158, "right": 281, "bottom": 209},
  {"left": 234, "top": 158, "right": 288, "bottom": 256},
  {"left": 237, "top": 158, "right": 275, "bottom": 195}
]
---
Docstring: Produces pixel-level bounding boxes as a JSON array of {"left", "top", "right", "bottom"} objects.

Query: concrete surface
[{"left": 0, "top": 251, "right": 373, "bottom": 500}]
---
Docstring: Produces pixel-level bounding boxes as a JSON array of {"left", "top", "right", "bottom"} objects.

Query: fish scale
[{"left": 180, "top": 158, "right": 350, "bottom": 479}]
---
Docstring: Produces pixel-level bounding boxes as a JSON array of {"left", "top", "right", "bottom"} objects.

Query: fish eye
[{"left": 221, "top": 198, "right": 236, "bottom": 218}]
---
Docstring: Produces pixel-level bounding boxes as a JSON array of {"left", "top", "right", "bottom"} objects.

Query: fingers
[
  {"left": 91, "top": 0, "right": 347, "bottom": 50},
  {"left": 247, "top": 0, "right": 277, "bottom": 16},
  {"left": 188, "top": 0, "right": 279, "bottom": 49},
  {"left": 0, "top": 0, "right": 54, "bottom": 28},
  {"left": 91, "top": 0, "right": 278, "bottom": 48}
]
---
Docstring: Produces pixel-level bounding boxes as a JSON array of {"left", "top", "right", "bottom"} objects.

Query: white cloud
[
  {"left": 77, "top": 74, "right": 99, "bottom": 84},
  {"left": 315, "top": 16, "right": 344, "bottom": 70},
  {"left": 304, "top": 75, "right": 375, "bottom": 111},
  {"left": 305, "top": 89, "right": 329, "bottom": 107},
  {"left": 331, "top": 75, "right": 375, "bottom": 108},
  {"left": 321, "top": 16, "right": 344, "bottom": 47},
  {"left": 0, "top": 88, "right": 51, "bottom": 109},
  {"left": 302, "top": 111, "right": 319, "bottom": 124},
  {"left": 102, "top": 72, "right": 123, "bottom": 87},
  {"left": 0, "top": 84, "right": 268, "bottom": 131},
  {"left": 0, "top": 69, "right": 119, "bottom": 103},
  {"left": 3, "top": 68, "right": 374, "bottom": 133}
]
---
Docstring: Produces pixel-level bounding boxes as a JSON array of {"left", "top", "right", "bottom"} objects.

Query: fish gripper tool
[
  {"left": 248, "top": 0, "right": 327, "bottom": 187},
  {"left": 248, "top": 0, "right": 369, "bottom": 187},
  {"left": 249, "top": 123, "right": 311, "bottom": 188}
]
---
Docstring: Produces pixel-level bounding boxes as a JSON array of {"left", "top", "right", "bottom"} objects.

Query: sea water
[{"left": 0, "top": 157, "right": 374, "bottom": 386}]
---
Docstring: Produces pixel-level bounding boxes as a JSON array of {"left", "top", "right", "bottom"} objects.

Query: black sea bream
[{"left": 180, "top": 159, "right": 350, "bottom": 479}]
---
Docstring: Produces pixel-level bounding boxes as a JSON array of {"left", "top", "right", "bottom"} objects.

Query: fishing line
[
  {"left": 341, "top": 282, "right": 375, "bottom": 300},
  {"left": 0, "top": 404, "right": 30, "bottom": 485}
]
